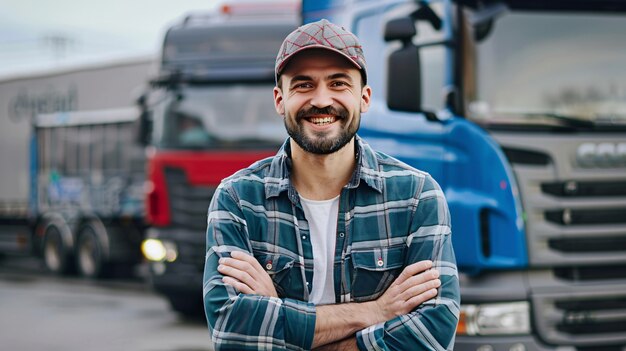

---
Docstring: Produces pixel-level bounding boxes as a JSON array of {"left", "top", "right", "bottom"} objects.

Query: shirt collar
[{"left": 264, "top": 135, "right": 383, "bottom": 200}]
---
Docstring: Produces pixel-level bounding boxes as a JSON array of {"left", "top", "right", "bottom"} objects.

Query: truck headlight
[
  {"left": 141, "top": 239, "right": 178, "bottom": 262},
  {"left": 457, "top": 301, "right": 530, "bottom": 335}
]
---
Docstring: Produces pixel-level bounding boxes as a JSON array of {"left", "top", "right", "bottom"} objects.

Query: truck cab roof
[{"left": 158, "top": 8, "right": 298, "bottom": 83}]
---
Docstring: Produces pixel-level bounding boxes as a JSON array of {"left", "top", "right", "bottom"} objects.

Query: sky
[{"left": 0, "top": 0, "right": 218, "bottom": 77}]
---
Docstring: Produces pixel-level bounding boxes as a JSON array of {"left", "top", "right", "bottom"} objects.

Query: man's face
[{"left": 274, "top": 49, "right": 371, "bottom": 155}]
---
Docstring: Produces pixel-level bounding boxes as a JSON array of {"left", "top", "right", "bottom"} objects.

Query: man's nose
[{"left": 309, "top": 86, "right": 334, "bottom": 109}]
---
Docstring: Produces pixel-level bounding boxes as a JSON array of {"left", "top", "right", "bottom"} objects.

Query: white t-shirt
[{"left": 299, "top": 194, "right": 339, "bottom": 305}]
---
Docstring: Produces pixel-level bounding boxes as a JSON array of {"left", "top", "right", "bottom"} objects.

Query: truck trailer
[
  {"left": 303, "top": 0, "right": 626, "bottom": 350},
  {"left": 0, "top": 58, "right": 154, "bottom": 278}
]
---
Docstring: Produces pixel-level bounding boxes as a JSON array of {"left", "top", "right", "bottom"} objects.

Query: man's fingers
[
  {"left": 217, "top": 262, "right": 258, "bottom": 290},
  {"left": 230, "top": 250, "right": 254, "bottom": 262},
  {"left": 222, "top": 276, "right": 254, "bottom": 294},
  {"left": 397, "top": 268, "right": 439, "bottom": 292},
  {"left": 399, "top": 277, "right": 441, "bottom": 302},
  {"left": 218, "top": 252, "right": 279, "bottom": 298},
  {"left": 394, "top": 260, "right": 433, "bottom": 286},
  {"left": 230, "top": 251, "right": 266, "bottom": 275},
  {"left": 220, "top": 253, "right": 264, "bottom": 278},
  {"left": 405, "top": 288, "right": 438, "bottom": 307},
  {"left": 220, "top": 256, "right": 256, "bottom": 274},
  {"left": 404, "top": 260, "right": 434, "bottom": 276}
]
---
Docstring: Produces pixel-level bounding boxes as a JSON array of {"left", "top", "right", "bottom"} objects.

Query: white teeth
[{"left": 309, "top": 117, "right": 335, "bottom": 125}]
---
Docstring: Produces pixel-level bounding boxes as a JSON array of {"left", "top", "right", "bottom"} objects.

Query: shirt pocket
[
  {"left": 350, "top": 245, "right": 406, "bottom": 302},
  {"left": 254, "top": 252, "right": 297, "bottom": 298}
]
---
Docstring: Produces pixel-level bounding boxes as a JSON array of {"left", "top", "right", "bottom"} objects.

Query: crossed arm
[{"left": 217, "top": 250, "right": 441, "bottom": 350}]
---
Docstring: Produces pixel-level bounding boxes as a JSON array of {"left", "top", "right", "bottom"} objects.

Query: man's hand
[
  {"left": 217, "top": 251, "right": 278, "bottom": 297},
  {"left": 374, "top": 259, "right": 441, "bottom": 321}
]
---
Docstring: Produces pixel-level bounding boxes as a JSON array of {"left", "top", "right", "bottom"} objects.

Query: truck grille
[
  {"left": 164, "top": 167, "right": 216, "bottom": 231},
  {"left": 495, "top": 133, "right": 626, "bottom": 347},
  {"left": 498, "top": 136, "right": 626, "bottom": 268},
  {"left": 177, "top": 239, "right": 209, "bottom": 270},
  {"left": 532, "top": 291, "right": 626, "bottom": 347},
  {"left": 541, "top": 180, "right": 626, "bottom": 197},
  {"left": 545, "top": 208, "right": 626, "bottom": 225},
  {"left": 549, "top": 236, "right": 626, "bottom": 254},
  {"left": 553, "top": 265, "right": 626, "bottom": 281}
]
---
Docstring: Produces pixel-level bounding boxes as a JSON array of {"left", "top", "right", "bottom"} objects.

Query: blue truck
[{"left": 304, "top": 0, "right": 626, "bottom": 349}]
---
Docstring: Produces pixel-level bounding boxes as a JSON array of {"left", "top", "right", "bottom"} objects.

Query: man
[{"left": 203, "top": 19, "right": 460, "bottom": 350}]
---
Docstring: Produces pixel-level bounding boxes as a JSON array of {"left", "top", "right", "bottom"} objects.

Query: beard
[{"left": 284, "top": 105, "right": 360, "bottom": 155}]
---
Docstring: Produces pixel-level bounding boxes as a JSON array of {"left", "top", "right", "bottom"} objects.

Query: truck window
[
  {"left": 164, "top": 24, "right": 283, "bottom": 64},
  {"left": 153, "top": 84, "right": 286, "bottom": 150},
  {"left": 468, "top": 11, "right": 626, "bottom": 125}
]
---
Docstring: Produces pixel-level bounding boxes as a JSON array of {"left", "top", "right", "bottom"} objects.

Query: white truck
[{"left": 0, "top": 57, "right": 154, "bottom": 277}]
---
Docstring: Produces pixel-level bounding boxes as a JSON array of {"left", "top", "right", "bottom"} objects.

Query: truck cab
[
  {"left": 304, "top": 0, "right": 626, "bottom": 349},
  {"left": 139, "top": 3, "right": 297, "bottom": 315}
]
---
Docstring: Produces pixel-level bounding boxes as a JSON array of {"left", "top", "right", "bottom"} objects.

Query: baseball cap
[{"left": 275, "top": 19, "right": 367, "bottom": 84}]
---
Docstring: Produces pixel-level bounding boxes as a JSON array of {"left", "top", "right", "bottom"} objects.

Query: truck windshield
[
  {"left": 153, "top": 83, "right": 286, "bottom": 149},
  {"left": 468, "top": 10, "right": 626, "bottom": 128}
]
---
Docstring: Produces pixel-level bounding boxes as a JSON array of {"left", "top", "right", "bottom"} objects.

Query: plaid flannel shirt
[{"left": 203, "top": 136, "right": 460, "bottom": 350}]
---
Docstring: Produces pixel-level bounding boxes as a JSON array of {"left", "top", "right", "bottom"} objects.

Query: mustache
[{"left": 296, "top": 106, "right": 349, "bottom": 120}]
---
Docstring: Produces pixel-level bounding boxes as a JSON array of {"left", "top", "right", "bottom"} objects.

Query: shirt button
[
  {"left": 339, "top": 232, "right": 345, "bottom": 238},
  {"left": 306, "top": 282, "right": 310, "bottom": 286},
  {"left": 302, "top": 235, "right": 307, "bottom": 240}
]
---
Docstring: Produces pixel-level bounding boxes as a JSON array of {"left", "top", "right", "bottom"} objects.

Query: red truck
[{"left": 138, "top": 2, "right": 298, "bottom": 315}]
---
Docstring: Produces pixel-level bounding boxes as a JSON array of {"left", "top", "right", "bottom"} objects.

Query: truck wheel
[
  {"left": 168, "top": 294, "right": 203, "bottom": 317},
  {"left": 76, "top": 225, "right": 107, "bottom": 279},
  {"left": 43, "top": 225, "right": 73, "bottom": 275}
]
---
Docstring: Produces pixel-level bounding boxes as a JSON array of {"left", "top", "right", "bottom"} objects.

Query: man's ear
[
  {"left": 273, "top": 86, "right": 285, "bottom": 116},
  {"left": 360, "top": 85, "right": 372, "bottom": 113}
]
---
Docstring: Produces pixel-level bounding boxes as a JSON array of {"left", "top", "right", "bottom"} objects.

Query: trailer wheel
[
  {"left": 76, "top": 225, "right": 107, "bottom": 278},
  {"left": 43, "top": 225, "right": 73, "bottom": 275}
]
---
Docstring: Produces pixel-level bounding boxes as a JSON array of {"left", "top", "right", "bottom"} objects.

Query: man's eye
[
  {"left": 294, "top": 82, "right": 313, "bottom": 89},
  {"left": 332, "top": 81, "right": 349, "bottom": 87}
]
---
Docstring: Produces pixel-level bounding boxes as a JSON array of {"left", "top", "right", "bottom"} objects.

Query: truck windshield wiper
[
  {"left": 594, "top": 114, "right": 626, "bottom": 126},
  {"left": 523, "top": 112, "right": 595, "bottom": 129},
  {"left": 517, "top": 112, "right": 626, "bottom": 131},
  {"left": 482, "top": 111, "right": 626, "bottom": 132}
]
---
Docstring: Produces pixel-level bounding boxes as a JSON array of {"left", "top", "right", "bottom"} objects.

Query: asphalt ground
[{"left": 0, "top": 254, "right": 214, "bottom": 351}]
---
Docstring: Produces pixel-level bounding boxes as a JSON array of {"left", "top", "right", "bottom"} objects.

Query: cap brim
[{"left": 276, "top": 44, "right": 363, "bottom": 76}]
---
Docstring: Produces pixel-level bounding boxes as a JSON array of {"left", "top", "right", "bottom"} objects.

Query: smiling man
[{"left": 203, "top": 19, "right": 460, "bottom": 351}]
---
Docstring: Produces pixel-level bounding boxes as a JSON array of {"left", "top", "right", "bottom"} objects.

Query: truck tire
[
  {"left": 43, "top": 225, "right": 74, "bottom": 275},
  {"left": 168, "top": 294, "right": 203, "bottom": 317},
  {"left": 76, "top": 224, "right": 107, "bottom": 279}
]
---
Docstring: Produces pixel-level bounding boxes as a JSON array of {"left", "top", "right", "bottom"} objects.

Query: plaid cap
[{"left": 275, "top": 19, "right": 367, "bottom": 83}]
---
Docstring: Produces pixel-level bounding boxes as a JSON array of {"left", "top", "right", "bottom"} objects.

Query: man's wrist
[
  {"left": 362, "top": 300, "right": 386, "bottom": 327},
  {"left": 313, "top": 337, "right": 359, "bottom": 351},
  {"left": 313, "top": 301, "right": 385, "bottom": 348}
]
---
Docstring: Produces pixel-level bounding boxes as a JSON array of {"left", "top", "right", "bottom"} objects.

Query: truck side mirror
[{"left": 384, "top": 17, "right": 422, "bottom": 113}]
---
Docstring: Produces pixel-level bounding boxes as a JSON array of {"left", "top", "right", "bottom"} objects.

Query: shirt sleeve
[
  {"left": 203, "top": 183, "right": 316, "bottom": 351},
  {"left": 356, "top": 175, "right": 461, "bottom": 351}
]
